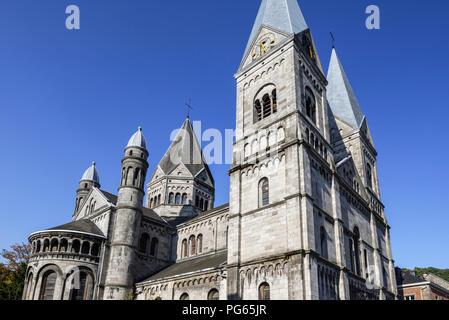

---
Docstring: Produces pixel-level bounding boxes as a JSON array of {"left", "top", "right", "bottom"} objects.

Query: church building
[{"left": 22, "top": 0, "right": 398, "bottom": 300}]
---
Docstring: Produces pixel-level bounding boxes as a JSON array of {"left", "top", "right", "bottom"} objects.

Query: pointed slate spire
[
  {"left": 327, "top": 48, "right": 366, "bottom": 129},
  {"left": 157, "top": 118, "right": 212, "bottom": 180},
  {"left": 243, "top": 0, "right": 308, "bottom": 61}
]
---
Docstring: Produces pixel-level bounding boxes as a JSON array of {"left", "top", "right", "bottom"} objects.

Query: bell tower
[
  {"left": 227, "top": 0, "right": 331, "bottom": 300},
  {"left": 104, "top": 127, "right": 149, "bottom": 300}
]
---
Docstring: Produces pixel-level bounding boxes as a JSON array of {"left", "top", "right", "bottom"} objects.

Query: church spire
[
  {"left": 243, "top": 0, "right": 309, "bottom": 61},
  {"left": 327, "top": 48, "right": 366, "bottom": 129},
  {"left": 156, "top": 117, "right": 212, "bottom": 181}
]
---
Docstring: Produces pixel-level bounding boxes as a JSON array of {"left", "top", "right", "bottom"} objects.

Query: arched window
[
  {"left": 149, "top": 198, "right": 154, "bottom": 208},
  {"left": 36, "top": 240, "right": 41, "bottom": 253},
  {"left": 348, "top": 238, "right": 354, "bottom": 272},
  {"left": 139, "top": 233, "right": 150, "bottom": 254},
  {"left": 189, "top": 235, "right": 196, "bottom": 256},
  {"left": 195, "top": 195, "right": 199, "bottom": 207},
  {"left": 277, "top": 127, "right": 285, "bottom": 142},
  {"left": 70, "top": 271, "right": 93, "bottom": 301},
  {"left": 50, "top": 239, "right": 58, "bottom": 252},
  {"left": 366, "top": 163, "right": 373, "bottom": 189},
  {"left": 43, "top": 239, "right": 50, "bottom": 253},
  {"left": 39, "top": 271, "right": 57, "bottom": 300},
  {"left": 204, "top": 200, "right": 209, "bottom": 211},
  {"left": 305, "top": 87, "right": 316, "bottom": 124},
  {"left": 272, "top": 89, "right": 277, "bottom": 114},
  {"left": 150, "top": 238, "right": 159, "bottom": 257},
  {"left": 60, "top": 239, "right": 68, "bottom": 252},
  {"left": 133, "top": 168, "right": 140, "bottom": 187},
  {"left": 320, "top": 227, "right": 328, "bottom": 259},
  {"left": 175, "top": 193, "right": 181, "bottom": 204},
  {"left": 182, "top": 239, "right": 188, "bottom": 258},
  {"left": 91, "top": 243, "right": 100, "bottom": 257},
  {"left": 140, "top": 170, "right": 146, "bottom": 189},
  {"left": 182, "top": 193, "right": 187, "bottom": 205},
  {"left": 197, "top": 234, "right": 203, "bottom": 254},
  {"left": 71, "top": 240, "right": 80, "bottom": 253},
  {"left": 81, "top": 242, "right": 90, "bottom": 255},
  {"left": 121, "top": 168, "right": 126, "bottom": 186},
  {"left": 253, "top": 85, "right": 277, "bottom": 123},
  {"left": 353, "top": 228, "right": 361, "bottom": 276},
  {"left": 169, "top": 193, "right": 174, "bottom": 204},
  {"left": 25, "top": 273, "right": 33, "bottom": 300},
  {"left": 208, "top": 289, "right": 219, "bottom": 300},
  {"left": 157, "top": 194, "right": 161, "bottom": 205},
  {"left": 382, "top": 267, "right": 389, "bottom": 289},
  {"left": 262, "top": 94, "right": 271, "bottom": 118},
  {"left": 305, "top": 128, "right": 310, "bottom": 143},
  {"left": 258, "top": 282, "right": 270, "bottom": 300},
  {"left": 180, "top": 293, "right": 189, "bottom": 300},
  {"left": 254, "top": 99, "right": 262, "bottom": 122},
  {"left": 125, "top": 167, "right": 132, "bottom": 186},
  {"left": 244, "top": 143, "right": 250, "bottom": 157},
  {"left": 199, "top": 198, "right": 204, "bottom": 211},
  {"left": 259, "top": 178, "right": 269, "bottom": 207}
]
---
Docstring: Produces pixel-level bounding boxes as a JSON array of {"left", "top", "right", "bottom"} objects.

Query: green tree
[
  {"left": 401, "top": 267, "right": 449, "bottom": 282},
  {"left": 0, "top": 243, "right": 31, "bottom": 300}
]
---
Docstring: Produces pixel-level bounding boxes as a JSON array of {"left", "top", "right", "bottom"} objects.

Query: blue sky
[{"left": 0, "top": 0, "right": 448, "bottom": 269}]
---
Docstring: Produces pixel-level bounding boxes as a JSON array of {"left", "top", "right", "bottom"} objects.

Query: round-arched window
[
  {"left": 180, "top": 293, "right": 189, "bottom": 300},
  {"left": 208, "top": 289, "right": 219, "bottom": 300},
  {"left": 258, "top": 282, "right": 270, "bottom": 300}
]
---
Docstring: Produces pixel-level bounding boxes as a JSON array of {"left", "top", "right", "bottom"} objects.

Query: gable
[
  {"left": 149, "top": 166, "right": 166, "bottom": 183},
  {"left": 195, "top": 168, "right": 214, "bottom": 188},
  {"left": 169, "top": 163, "right": 194, "bottom": 178},
  {"left": 241, "top": 25, "right": 290, "bottom": 70},
  {"left": 74, "top": 188, "right": 115, "bottom": 221},
  {"left": 336, "top": 157, "right": 368, "bottom": 200}
]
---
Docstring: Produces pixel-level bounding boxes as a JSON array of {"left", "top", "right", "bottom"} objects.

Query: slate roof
[
  {"left": 156, "top": 117, "right": 213, "bottom": 182},
  {"left": 183, "top": 203, "right": 229, "bottom": 225},
  {"left": 127, "top": 127, "right": 147, "bottom": 149},
  {"left": 81, "top": 162, "right": 100, "bottom": 184},
  {"left": 142, "top": 251, "right": 227, "bottom": 282},
  {"left": 47, "top": 219, "right": 105, "bottom": 237},
  {"left": 142, "top": 207, "right": 169, "bottom": 225},
  {"left": 242, "top": 0, "right": 309, "bottom": 63},
  {"left": 99, "top": 190, "right": 118, "bottom": 205},
  {"left": 396, "top": 270, "right": 427, "bottom": 286},
  {"left": 327, "top": 48, "right": 366, "bottom": 129},
  {"left": 163, "top": 216, "right": 193, "bottom": 227}
]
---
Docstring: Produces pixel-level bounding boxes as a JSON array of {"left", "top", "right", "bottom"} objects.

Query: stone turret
[
  {"left": 74, "top": 162, "right": 100, "bottom": 215},
  {"left": 103, "top": 127, "right": 149, "bottom": 300}
]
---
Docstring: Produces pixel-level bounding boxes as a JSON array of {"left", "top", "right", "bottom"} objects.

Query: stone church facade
[{"left": 22, "top": 0, "right": 398, "bottom": 300}]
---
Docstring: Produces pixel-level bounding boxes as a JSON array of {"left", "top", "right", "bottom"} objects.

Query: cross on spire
[
  {"left": 185, "top": 99, "right": 193, "bottom": 118},
  {"left": 330, "top": 32, "right": 336, "bottom": 48}
]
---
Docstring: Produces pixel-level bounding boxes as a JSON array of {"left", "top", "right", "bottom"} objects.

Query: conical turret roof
[
  {"left": 127, "top": 126, "right": 147, "bottom": 149},
  {"left": 81, "top": 162, "right": 100, "bottom": 184}
]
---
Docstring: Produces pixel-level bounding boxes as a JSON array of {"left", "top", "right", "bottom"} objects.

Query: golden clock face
[{"left": 252, "top": 34, "right": 275, "bottom": 60}]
